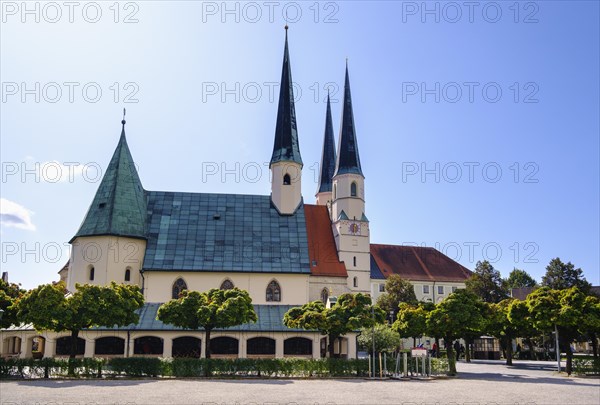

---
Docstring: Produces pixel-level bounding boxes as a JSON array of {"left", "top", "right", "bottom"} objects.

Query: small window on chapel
[
  {"left": 89, "top": 266, "right": 95, "bottom": 281},
  {"left": 321, "top": 288, "right": 329, "bottom": 304},
  {"left": 266, "top": 280, "right": 281, "bottom": 302},
  {"left": 353, "top": 277, "right": 358, "bottom": 288},
  {"left": 283, "top": 174, "right": 291, "bottom": 185},
  {"left": 172, "top": 278, "right": 188, "bottom": 299},
  {"left": 353, "top": 256, "right": 357, "bottom": 267},
  {"left": 124, "top": 268, "right": 131, "bottom": 282},
  {"left": 351, "top": 182, "right": 357, "bottom": 197},
  {"left": 220, "top": 279, "right": 234, "bottom": 290}
]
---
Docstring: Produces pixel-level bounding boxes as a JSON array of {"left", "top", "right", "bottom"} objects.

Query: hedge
[{"left": 0, "top": 357, "right": 370, "bottom": 379}]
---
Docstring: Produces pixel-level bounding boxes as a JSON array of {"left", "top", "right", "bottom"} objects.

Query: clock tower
[{"left": 331, "top": 63, "right": 370, "bottom": 293}]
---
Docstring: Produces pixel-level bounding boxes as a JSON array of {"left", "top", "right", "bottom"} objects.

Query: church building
[{"left": 1, "top": 29, "right": 471, "bottom": 360}]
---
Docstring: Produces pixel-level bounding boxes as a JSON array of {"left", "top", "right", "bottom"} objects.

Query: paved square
[{"left": 1, "top": 360, "right": 598, "bottom": 404}]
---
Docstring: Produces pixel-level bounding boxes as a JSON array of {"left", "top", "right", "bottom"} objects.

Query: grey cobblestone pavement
[{"left": 0, "top": 360, "right": 598, "bottom": 405}]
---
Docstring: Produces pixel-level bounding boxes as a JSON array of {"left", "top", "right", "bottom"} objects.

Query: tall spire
[
  {"left": 317, "top": 92, "right": 336, "bottom": 194},
  {"left": 334, "top": 63, "right": 363, "bottom": 177},
  {"left": 70, "top": 115, "right": 147, "bottom": 242},
  {"left": 270, "top": 26, "right": 303, "bottom": 168}
]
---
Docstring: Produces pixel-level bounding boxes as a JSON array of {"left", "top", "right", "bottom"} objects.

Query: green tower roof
[{"left": 71, "top": 120, "right": 147, "bottom": 242}]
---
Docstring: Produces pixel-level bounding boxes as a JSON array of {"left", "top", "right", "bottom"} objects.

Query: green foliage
[
  {"left": 426, "top": 289, "right": 485, "bottom": 375},
  {"left": 357, "top": 324, "right": 401, "bottom": 354},
  {"left": 465, "top": 260, "right": 509, "bottom": 303},
  {"left": 0, "top": 280, "right": 25, "bottom": 328},
  {"left": 15, "top": 282, "right": 144, "bottom": 360},
  {"left": 376, "top": 275, "right": 417, "bottom": 314},
  {"left": 284, "top": 293, "right": 386, "bottom": 357},
  {"left": 393, "top": 302, "right": 429, "bottom": 340},
  {"left": 157, "top": 288, "right": 257, "bottom": 359},
  {"left": 485, "top": 299, "right": 522, "bottom": 365},
  {"left": 542, "top": 258, "right": 591, "bottom": 293},
  {"left": 571, "top": 357, "right": 600, "bottom": 376},
  {"left": 1, "top": 357, "right": 370, "bottom": 379},
  {"left": 505, "top": 268, "right": 538, "bottom": 289}
]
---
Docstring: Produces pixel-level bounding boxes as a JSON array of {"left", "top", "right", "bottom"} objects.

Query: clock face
[{"left": 349, "top": 222, "right": 360, "bottom": 235}]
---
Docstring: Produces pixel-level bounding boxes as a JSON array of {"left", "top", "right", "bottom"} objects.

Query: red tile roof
[
  {"left": 370, "top": 244, "right": 472, "bottom": 282},
  {"left": 304, "top": 204, "right": 348, "bottom": 277}
]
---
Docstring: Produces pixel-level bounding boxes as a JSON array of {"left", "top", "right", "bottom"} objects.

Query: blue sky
[{"left": 1, "top": 1, "right": 599, "bottom": 289}]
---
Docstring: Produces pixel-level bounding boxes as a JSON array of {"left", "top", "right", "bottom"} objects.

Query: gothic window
[
  {"left": 266, "top": 280, "right": 281, "bottom": 302},
  {"left": 283, "top": 174, "right": 291, "bottom": 185},
  {"left": 321, "top": 288, "right": 329, "bottom": 304},
  {"left": 124, "top": 268, "right": 131, "bottom": 282},
  {"left": 353, "top": 277, "right": 358, "bottom": 288},
  {"left": 172, "top": 278, "right": 187, "bottom": 299},
  {"left": 89, "top": 266, "right": 95, "bottom": 281},
  {"left": 220, "top": 279, "right": 234, "bottom": 290},
  {"left": 351, "top": 182, "right": 357, "bottom": 197}
]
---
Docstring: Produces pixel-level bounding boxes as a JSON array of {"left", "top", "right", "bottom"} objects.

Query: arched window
[
  {"left": 353, "top": 277, "right": 358, "bottom": 288},
  {"left": 247, "top": 337, "right": 276, "bottom": 356},
  {"left": 321, "top": 288, "right": 329, "bottom": 304},
  {"left": 333, "top": 184, "right": 337, "bottom": 199},
  {"left": 89, "top": 266, "right": 95, "bottom": 281},
  {"left": 124, "top": 268, "right": 131, "bottom": 282},
  {"left": 283, "top": 173, "right": 291, "bottom": 185},
  {"left": 266, "top": 280, "right": 281, "bottom": 302},
  {"left": 172, "top": 278, "right": 187, "bottom": 299},
  {"left": 95, "top": 337, "right": 125, "bottom": 355},
  {"left": 284, "top": 337, "right": 312, "bottom": 356},
  {"left": 350, "top": 182, "right": 357, "bottom": 197},
  {"left": 220, "top": 279, "right": 234, "bottom": 290},
  {"left": 353, "top": 256, "right": 357, "bottom": 267}
]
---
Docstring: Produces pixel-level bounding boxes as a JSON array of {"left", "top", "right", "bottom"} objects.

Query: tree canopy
[
  {"left": 426, "top": 289, "right": 485, "bottom": 375},
  {"left": 485, "top": 298, "right": 521, "bottom": 365},
  {"left": 16, "top": 282, "right": 144, "bottom": 360},
  {"left": 0, "top": 279, "right": 25, "bottom": 328},
  {"left": 505, "top": 268, "right": 537, "bottom": 289},
  {"left": 392, "top": 302, "right": 429, "bottom": 346},
  {"left": 465, "top": 260, "right": 509, "bottom": 303},
  {"left": 357, "top": 324, "right": 401, "bottom": 354},
  {"left": 376, "top": 275, "right": 417, "bottom": 316},
  {"left": 541, "top": 258, "right": 591, "bottom": 293},
  {"left": 284, "top": 293, "right": 385, "bottom": 357},
  {"left": 157, "top": 288, "right": 257, "bottom": 359}
]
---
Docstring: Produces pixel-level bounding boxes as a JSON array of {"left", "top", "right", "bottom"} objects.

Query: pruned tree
[
  {"left": 465, "top": 260, "right": 509, "bottom": 303},
  {"left": 392, "top": 302, "right": 428, "bottom": 347},
  {"left": 16, "top": 282, "right": 144, "bottom": 373},
  {"left": 485, "top": 298, "right": 521, "bottom": 365},
  {"left": 578, "top": 295, "right": 600, "bottom": 358},
  {"left": 284, "top": 293, "right": 386, "bottom": 358},
  {"left": 0, "top": 279, "right": 25, "bottom": 328},
  {"left": 157, "top": 288, "right": 257, "bottom": 359},
  {"left": 426, "top": 290, "right": 485, "bottom": 375}
]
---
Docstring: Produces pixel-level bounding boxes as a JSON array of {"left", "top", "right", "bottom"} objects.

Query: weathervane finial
[{"left": 121, "top": 108, "right": 126, "bottom": 126}]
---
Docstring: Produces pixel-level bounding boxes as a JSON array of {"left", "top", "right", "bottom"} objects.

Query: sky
[{"left": 1, "top": 1, "right": 599, "bottom": 290}]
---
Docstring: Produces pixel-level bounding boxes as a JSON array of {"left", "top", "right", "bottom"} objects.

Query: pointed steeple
[
  {"left": 334, "top": 62, "right": 363, "bottom": 177},
  {"left": 317, "top": 93, "right": 336, "bottom": 194},
  {"left": 270, "top": 26, "right": 303, "bottom": 168},
  {"left": 70, "top": 114, "right": 147, "bottom": 242}
]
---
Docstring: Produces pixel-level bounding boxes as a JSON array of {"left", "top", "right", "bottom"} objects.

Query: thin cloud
[{"left": 0, "top": 198, "right": 36, "bottom": 231}]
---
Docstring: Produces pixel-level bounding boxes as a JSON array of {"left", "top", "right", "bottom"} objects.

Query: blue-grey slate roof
[
  {"left": 95, "top": 303, "right": 308, "bottom": 332},
  {"left": 317, "top": 94, "right": 336, "bottom": 194},
  {"left": 370, "top": 254, "right": 385, "bottom": 280},
  {"left": 334, "top": 65, "right": 363, "bottom": 177},
  {"left": 142, "top": 192, "right": 310, "bottom": 273}
]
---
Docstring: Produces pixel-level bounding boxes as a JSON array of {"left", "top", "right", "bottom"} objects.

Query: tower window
[
  {"left": 333, "top": 184, "right": 337, "bottom": 199},
  {"left": 124, "top": 268, "right": 131, "bottom": 282},
  {"left": 220, "top": 279, "right": 234, "bottom": 290},
  {"left": 351, "top": 182, "right": 357, "bottom": 197},
  {"left": 172, "top": 278, "right": 188, "bottom": 299},
  {"left": 353, "top": 277, "right": 358, "bottom": 288},
  {"left": 89, "top": 266, "right": 95, "bottom": 281},
  {"left": 283, "top": 174, "right": 291, "bottom": 185},
  {"left": 266, "top": 280, "right": 281, "bottom": 302},
  {"left": 353, "top": 256, "right": 357, "bottom": 267}
]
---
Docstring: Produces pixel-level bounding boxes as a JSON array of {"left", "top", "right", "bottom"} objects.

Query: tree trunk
[
  {"left": 328, "top": 334, "right": 338, "bottom": 358},
  {"left": 413, "top": 337, "right": 416, "bottom": 348},
  {"left": 464, "top": 337, "right": 471, "bottom": 363},
  {"left": 68, "top": 330, "right": 79, "bottom": 376},
  {"left": 591, "top": 333, "right": 598, "bottom": 359},
  {"left": 505, "top": 337, "right": 513, "bottom": 366},
  {"left": 205, "top": 329, "right": 212, "bottom": 359},
  {"left": 564, "top": 343, "right": 573, "bottom": 376},
  {"left": 525, "top": 338, "right": 534, "bottom": 360},
  {"left": 435, "top": 337, "right": 440, "bottom": 358},
  {"left": 446, "top": 336, "right": 457, "bottom": 376}
]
